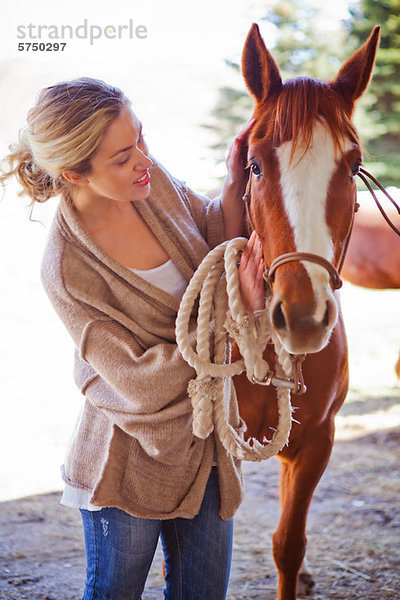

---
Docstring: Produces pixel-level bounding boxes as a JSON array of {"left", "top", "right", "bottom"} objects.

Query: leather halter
[
  {"left": 266, "top": 252, "right": 343, "bottom": 290},
  {"left": 242, "top": 165, "right": 400, "bottom": 291},
  {"left": 241, "top": 163, "right": 400, "bottom": 395}
]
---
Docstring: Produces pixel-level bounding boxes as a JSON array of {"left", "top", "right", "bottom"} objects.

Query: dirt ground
[
  {"left": 1, "top": 403, "right": 399, "bottom": 600},
  {"left": 1, "top": 281, "right": 399, "bottom": 600}
]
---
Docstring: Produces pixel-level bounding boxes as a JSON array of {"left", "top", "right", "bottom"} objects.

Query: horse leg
[
  {"left": 272, "top": 420, "right": 334, "bottom": 600},
  {"left": 297, "top": 557, "right": 315, "bottom": 597}
]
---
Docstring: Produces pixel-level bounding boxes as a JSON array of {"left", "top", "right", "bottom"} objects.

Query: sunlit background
[
  {"left": 0, "top": 0, "right": 398, "bottom": 502},
  {"left": 0, "top": 0, "right": 352, "bottom": 188}
]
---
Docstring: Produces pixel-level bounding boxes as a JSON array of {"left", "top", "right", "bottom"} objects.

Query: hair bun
[
  {"left": 0, "top": 77, "right": 130, "bottom": 207},
  {"left": 1, "top": 134, "right": 65, "bottom": 205}
]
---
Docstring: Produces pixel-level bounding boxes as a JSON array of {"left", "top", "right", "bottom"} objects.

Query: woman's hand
[
  {"left": 221, "top": 118, "right": 256, "bottom": 240},
  {"left": 225, "top": 118, "right": 255, "bottom": 191},
  {"left": 238, "top": 231, "right": 266, "bottom": 313}
]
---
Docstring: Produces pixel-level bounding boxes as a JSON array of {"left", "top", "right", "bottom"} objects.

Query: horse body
[
  {"left": 342, "top": 195, "right": 400, "bottom": 288},
  {"left": 341, "top": 195, "right": 400, "bottom": 378},
  {"left": 233, "top": 24, "right": 380, "bottom": 599}
]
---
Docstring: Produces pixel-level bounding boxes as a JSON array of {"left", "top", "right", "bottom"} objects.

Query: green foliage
[
  {"left": 347, "top": 0, "right": 400, "bottom": 186},
  {"left": 260, "top": 0, "right": 351, "bottom": 79}
]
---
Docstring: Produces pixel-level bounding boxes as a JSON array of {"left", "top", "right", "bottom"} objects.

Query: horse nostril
[
  {"left": 272, "top": 301, "right": 286, "bottom": 330},
  {"left": 323, "top": 302, "right": 330, "bottom": 327}
]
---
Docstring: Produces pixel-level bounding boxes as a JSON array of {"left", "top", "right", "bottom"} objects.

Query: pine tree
[{"left": 347, "top": 0, "right": 400, "bottom": 186}]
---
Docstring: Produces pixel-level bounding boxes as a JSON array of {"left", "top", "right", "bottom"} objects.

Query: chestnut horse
[
  {"left": 342, "top": 189, "right": 400, "bottom": 289},
  {"left": 341, "top": 191, "right": 400, "bottom": 378},
  {"left": 233, "top": 24, "right": 381, "bottom": 599}
]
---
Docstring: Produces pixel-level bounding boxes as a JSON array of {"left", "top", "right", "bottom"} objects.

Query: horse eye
[
  {"left": 350, "top": 161, "right": 361, "bottom": 177},
  {"left": 251, "top": 162, "right": 262, "bottom": 177}
]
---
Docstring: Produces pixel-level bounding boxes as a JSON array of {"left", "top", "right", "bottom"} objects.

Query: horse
[
  {"left": 342, "top": 189, "right": 400, "bottom": 289},
  {"left": 341, "top": 190, "right": 400, "bottom": 378},
  {"left": 232, "top": 23, "right": 381, "bottom": 599}
]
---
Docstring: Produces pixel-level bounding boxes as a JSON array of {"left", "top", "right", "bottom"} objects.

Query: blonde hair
[{"left": 0, "top": 77, "right": 131, "bottom": 205}]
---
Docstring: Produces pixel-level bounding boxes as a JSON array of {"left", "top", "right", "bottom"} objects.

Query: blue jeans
[{"left": 80, "top": 467, "right": 233, "bottom": 599}]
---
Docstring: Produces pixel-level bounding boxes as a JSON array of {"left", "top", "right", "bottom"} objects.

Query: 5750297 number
[{"left": 18, "top": 42, "right": 67, "bottom": 51}]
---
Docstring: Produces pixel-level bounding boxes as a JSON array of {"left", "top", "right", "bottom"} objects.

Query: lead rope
[
  {"left": 175, "top": 237, "right": 298, "bottom": 462},
  {"left": 176, "top": 167, "right": 400, "bottom": 462}
]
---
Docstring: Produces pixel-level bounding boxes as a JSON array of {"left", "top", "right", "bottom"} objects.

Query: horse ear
[
  {"left": 242, "top": 23, "right": 282, "bottom": 103},
  {"left": 331, "top": 26, "right": 380, "bottom": 110}
]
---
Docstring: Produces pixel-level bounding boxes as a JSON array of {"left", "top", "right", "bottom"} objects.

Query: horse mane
[{"left": 258, "top": 77, "right": 360, "bottom": 162}]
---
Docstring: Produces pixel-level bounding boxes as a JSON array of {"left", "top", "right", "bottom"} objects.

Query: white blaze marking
[{"left": 276, "top": 120, "right": 350, "bottom": 318}]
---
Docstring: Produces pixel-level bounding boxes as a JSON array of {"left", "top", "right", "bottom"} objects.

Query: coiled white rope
[{"left": 175, "top": 237, "right": 297, "bottom": 462}]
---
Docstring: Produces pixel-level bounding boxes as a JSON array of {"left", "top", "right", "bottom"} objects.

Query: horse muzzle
[
  {"left": 264, "top": 252, "right": 341, "bottom": 354},
  {"left": 270, "top": 292, "right": 338, "bottom": 354}
]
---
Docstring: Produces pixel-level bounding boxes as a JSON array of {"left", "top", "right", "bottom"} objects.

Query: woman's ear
[{"left": 62, "top": 171, "right": 89, "bottom": 185}]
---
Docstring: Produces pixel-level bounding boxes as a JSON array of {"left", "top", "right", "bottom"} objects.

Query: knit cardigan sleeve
[
  {"left": 41, "top": 255, "right": 200, "bottom": 460},
  {"left": 77, "top": 318, "right": 199, "bottom": 461},
  {"left": 167, "top": 171, "right": 226, "bottom": 249},
  {"left": 73, "top": 347, "right": 198, "bottom": 464},
  {"left": 79, "top": 317, "right": 195, "bottom": 415}
]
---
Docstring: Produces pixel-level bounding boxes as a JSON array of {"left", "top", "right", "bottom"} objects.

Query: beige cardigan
[{"left": 40, "top": 158, "right": 244, "bottom": 520}]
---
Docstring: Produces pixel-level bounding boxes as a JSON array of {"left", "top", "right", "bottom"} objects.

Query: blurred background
[{"left": 0, "top": 0, "right": 399, "bottom": 503}]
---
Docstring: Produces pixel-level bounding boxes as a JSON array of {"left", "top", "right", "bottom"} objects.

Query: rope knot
[
  {"left": 187, "top": 375, "right": 219, "bottom": 439},
  {"left": 187, "top": 375, "right": 218, "bottom": 403},
  {"left": 223, "top": 312, "right": 256, "bottom": 342}
]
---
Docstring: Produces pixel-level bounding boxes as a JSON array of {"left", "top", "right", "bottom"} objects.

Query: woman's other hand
[{"left": 238, "top": 231, "right": 266, "bottom": 313}]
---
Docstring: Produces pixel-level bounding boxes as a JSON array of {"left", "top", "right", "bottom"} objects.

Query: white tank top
[{"left": 129, "top": 258, "right": 188, "bottom": 299}]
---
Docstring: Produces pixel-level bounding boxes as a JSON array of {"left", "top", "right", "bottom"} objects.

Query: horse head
[{"left": 241, "top": 24, "right": 380, "bottom": 355}]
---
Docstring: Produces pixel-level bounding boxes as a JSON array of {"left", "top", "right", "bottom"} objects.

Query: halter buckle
[
  {"left": 251, "top": 371, "right": 273, "bottom": 387},
  {"left": 251, "top": 371, "right": 307, "bottom": 394}
]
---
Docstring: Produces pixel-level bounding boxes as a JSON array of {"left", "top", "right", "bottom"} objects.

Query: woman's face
[{"left": 84, "top": 107, "right": 153, "bottom": 203}]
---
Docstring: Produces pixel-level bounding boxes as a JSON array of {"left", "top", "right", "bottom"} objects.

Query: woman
[{"left": 1, "top": 77, "right": 265, "bottom": 600}]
